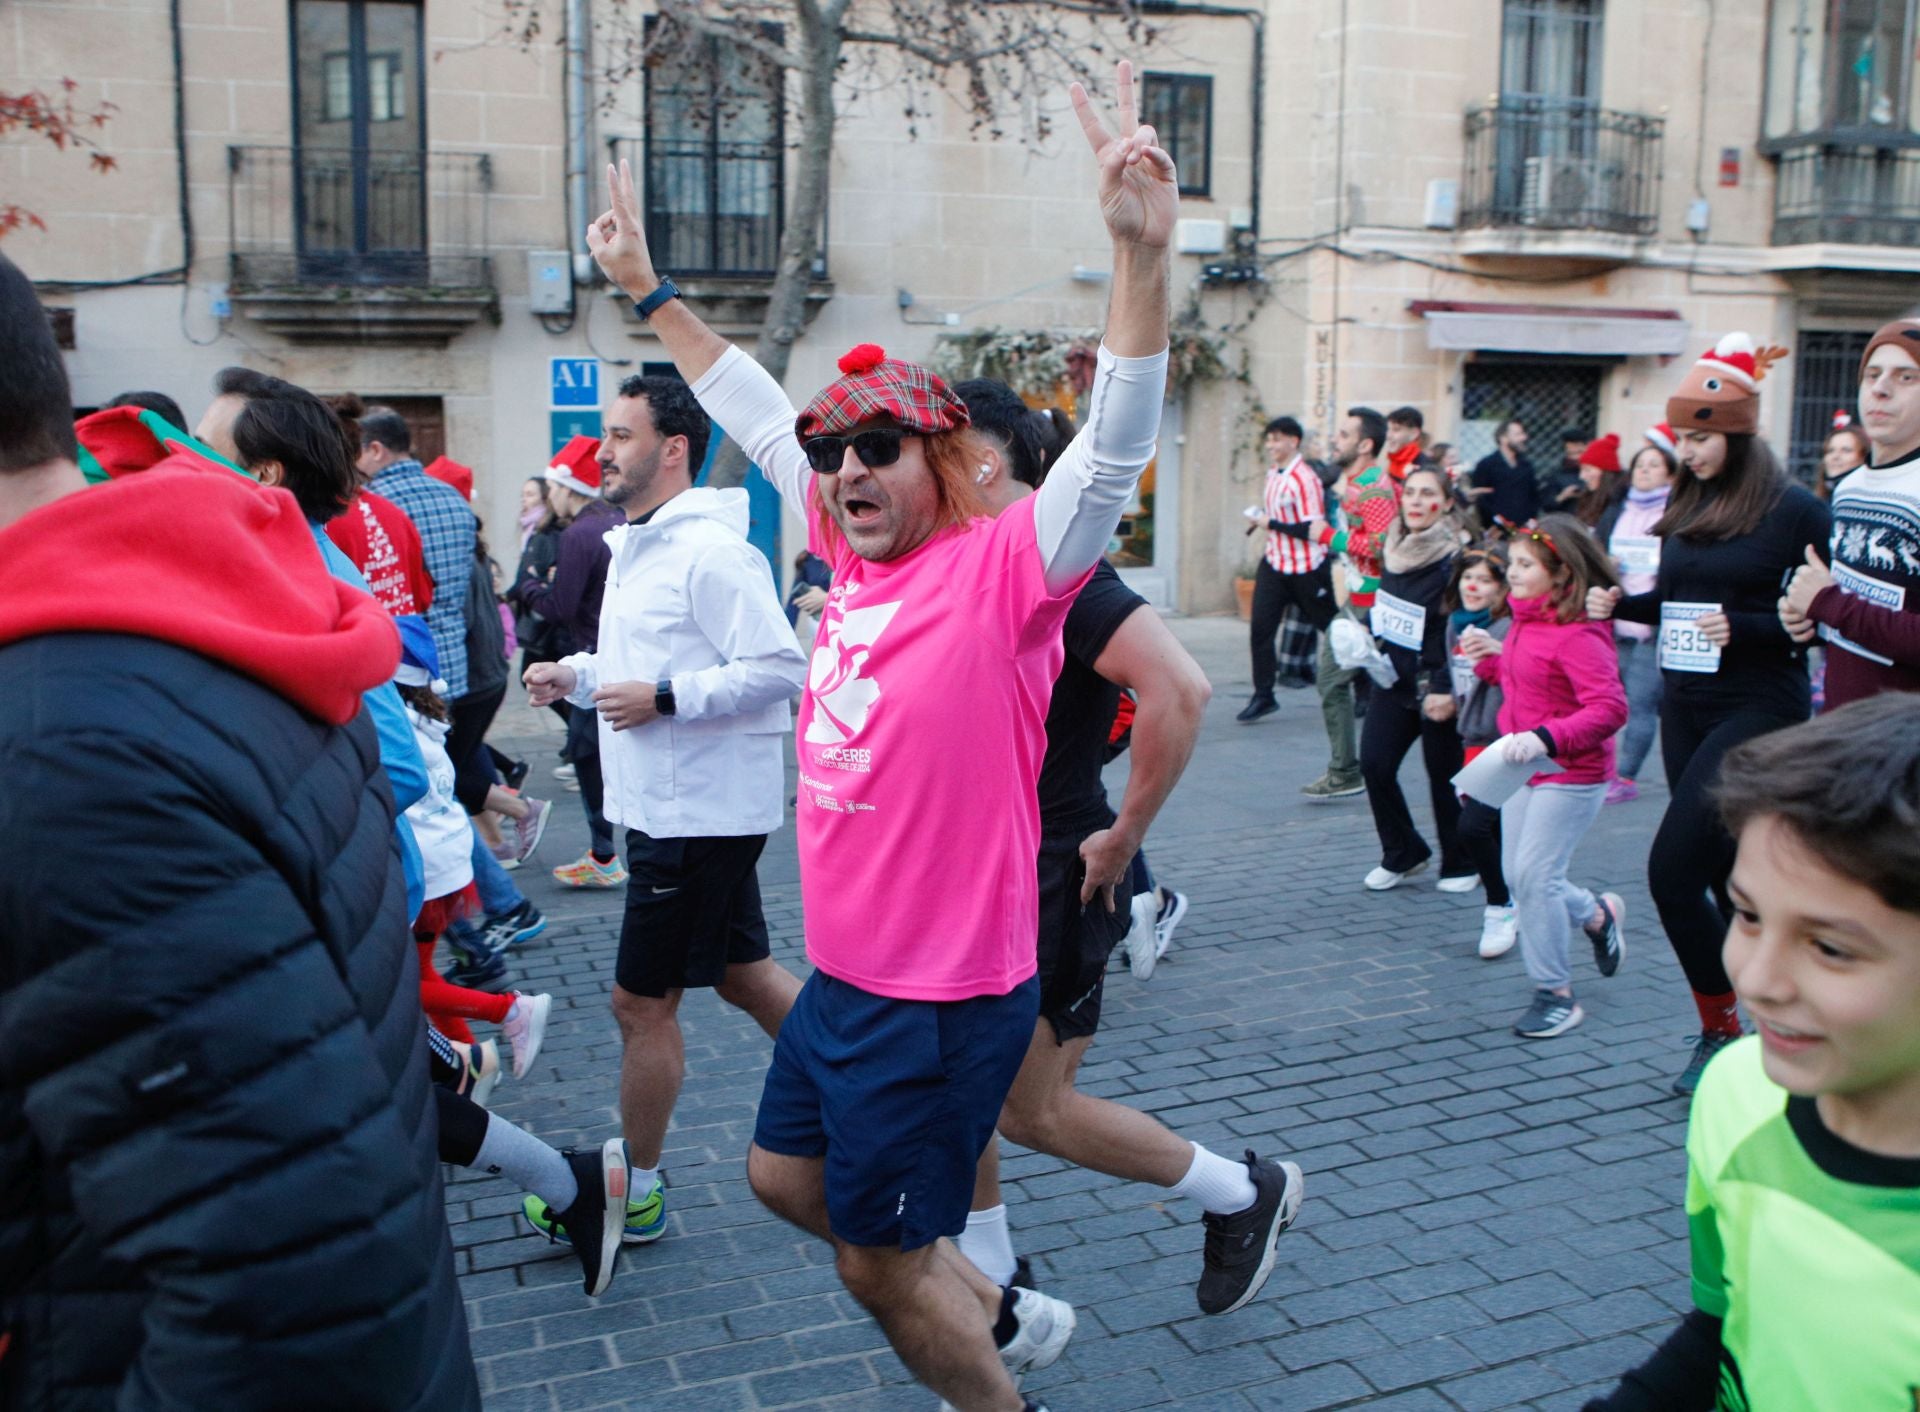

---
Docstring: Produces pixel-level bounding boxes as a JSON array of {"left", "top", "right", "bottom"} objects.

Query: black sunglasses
[{"left": 802, "top": 429, "right": 909, "bottom": 475}]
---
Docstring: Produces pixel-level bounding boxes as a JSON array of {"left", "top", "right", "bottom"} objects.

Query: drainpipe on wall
[{"left": 565, "top": 0, "right": 592, "bottom": 285}]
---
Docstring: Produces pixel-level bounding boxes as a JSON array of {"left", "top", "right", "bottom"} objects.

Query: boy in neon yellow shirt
[{"left": 1586, "top": 694, "right": 1920, "bottom": 1409}]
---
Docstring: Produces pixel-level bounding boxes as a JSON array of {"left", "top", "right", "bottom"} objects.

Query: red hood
[{"left": 0, "top": 463, "right": 398, "bottom": 724}]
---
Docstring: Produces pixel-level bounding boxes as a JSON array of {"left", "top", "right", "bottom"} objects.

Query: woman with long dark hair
[
  {"left": 1588, "top": 334, "right": 1831, "bottom": 1094},
  {"left": 1357, "top": 466, "right": 1472, "bottom": 891},
  {"left": 1595, "top": 437, "right": 1677, "bottom": 802}
]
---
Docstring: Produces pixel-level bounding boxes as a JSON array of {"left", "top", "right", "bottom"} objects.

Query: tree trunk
[{"left": 705, "top": 14, "right": 840, "bottom": 489}]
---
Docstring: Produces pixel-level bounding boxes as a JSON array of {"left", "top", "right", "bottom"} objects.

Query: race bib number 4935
[{"left": 1659, "top": 601, "right": 1722, "bottom": 674}]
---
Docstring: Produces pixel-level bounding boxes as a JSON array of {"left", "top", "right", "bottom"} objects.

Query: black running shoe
[
  {"left": 1673, "top": 1029, "right": 1741, "bottom": 1097},
  {"left": 1196, "top": 1153, "right": 1304, "bottom": 1315},
  {"left": 1235, "top": 694, "right": 1279, "bottom": 723},
  {"left": 1585, "top": 891, "right": 1626, "bottom": 978},
  {"left": 1010, "top": 1255, "right": 1035, "bottom": 1291},
  {"left": 503, "top": 757, "right": 531, "bottom": 791},
  {"left": 542, "top": 1138, "right": 628, "bottom": 1297}
]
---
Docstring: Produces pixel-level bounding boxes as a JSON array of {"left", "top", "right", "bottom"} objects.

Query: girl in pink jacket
[{"left": 1460, "top": 515, "right": 1630, "bottom": 1038}]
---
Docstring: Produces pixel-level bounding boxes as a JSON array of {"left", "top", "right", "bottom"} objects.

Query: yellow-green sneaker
[{"left": 524, "top": 1178, "right": 665, "bottom": 1246}]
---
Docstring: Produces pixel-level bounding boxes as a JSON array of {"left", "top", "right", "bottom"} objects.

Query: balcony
[
  {"left": 1771, "top": 138, "right": 1920, "bottom": 247},
  {"left": 226, "top": 145, "right": 497, "bottom": 346},
  {"left": 611, "top": 136, "right": 831, "bottom": 338},
  {"left": 1457, "top": 100, "right": 1663, "bottom": 264}
]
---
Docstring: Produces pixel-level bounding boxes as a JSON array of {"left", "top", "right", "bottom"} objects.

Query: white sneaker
[
  {"left": 1478, "top": 905, "right": 1517, "bottom": 959},
  {"left": 1363, "top": 860, "right": 1428, "bottom": 891},
  {"left": 1000, "top": 1287, "right": 1076, "bottom": 1375},
  {"left": 936, "top": 1287, "right": 1076, "bottom": 1412},
  {"left": 502, "top": 993, "right": 551, "bottom": 1079},
  {"left": 1123, "top": 890, "right": 1158, "bottom": 980},
  {"left": 469, "top": 1039, "right": 502, "bottom": 1107},
  {"left": 1152, "top": 889, "right": 1188, "bottom": 960},
  {"left": 1436, "top": 873, "right": 1479, "bottom": 894}
]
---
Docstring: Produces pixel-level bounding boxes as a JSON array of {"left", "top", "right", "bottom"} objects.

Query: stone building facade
[{"left": 9, "top": 0, "right": 1917, "bottom": 609}]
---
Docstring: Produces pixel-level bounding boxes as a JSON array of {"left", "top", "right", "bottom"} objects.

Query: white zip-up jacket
[{"left": 560, "top": 487, "right": 807, "bottom": 838}]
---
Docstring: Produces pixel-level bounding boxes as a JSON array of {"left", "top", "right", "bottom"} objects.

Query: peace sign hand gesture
[
  {"left": 586, "top": 158, "right": 659, "bottom": 301},
  {"left": 1070, "top": 60, "right": 1178, "bottom": 251}
]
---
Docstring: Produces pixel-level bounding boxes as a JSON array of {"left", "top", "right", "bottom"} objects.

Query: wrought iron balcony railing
[
  {"left": 617, "top": 135, "right": 787, "bottom": 279},
  {"left": 227, "top": 145, "right": 492, "bottom": 288},
  {"left": 1772, "top": 138, "right": 1920, "bottom": 246},
  {"left": 1461, "top": 100, "right": 1663, "bottom": 238}
]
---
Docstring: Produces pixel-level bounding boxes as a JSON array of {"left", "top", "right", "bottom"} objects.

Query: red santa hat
[
  {"left": 543, "top": 435, "right": 603, "bottom": 497},
  {"left": 423, "top": 455, "right": 474, "bottom": 502},
  {"left": 1832, "top": 409, "right": 1855, "bottom": 430},
  {"left": 1644, "top": 422, "right": 1677, "bottom": 460}
]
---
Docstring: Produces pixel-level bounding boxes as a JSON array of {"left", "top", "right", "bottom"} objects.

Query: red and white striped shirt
[{"left": 1263, "top": 456, "right": 1327, "bottom": 574}]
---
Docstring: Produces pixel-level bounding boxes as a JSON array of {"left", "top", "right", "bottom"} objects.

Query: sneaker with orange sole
[{"left": 552, "top": 851, "right": 628, "bottom": 888}]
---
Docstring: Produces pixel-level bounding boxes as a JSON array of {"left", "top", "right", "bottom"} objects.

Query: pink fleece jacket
[{"left": 1476, "top": 592, "right": 1628, "bottom": 786}]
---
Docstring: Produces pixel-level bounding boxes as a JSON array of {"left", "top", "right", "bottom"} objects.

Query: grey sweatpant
[{"left": 1500, "top": 781, "right": 1606, "bottom": 991}]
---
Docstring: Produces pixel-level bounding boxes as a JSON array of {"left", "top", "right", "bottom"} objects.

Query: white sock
[
  {"left": 1170, "top": 1142, "right": 1257, "bottom": 1216},
  {"left": 957, "top": 1204, "right": 1019, "bottom": 1286},
  {"left": 629, "top": 1164, "right": 660, "bottom": 1199},
  {"left": 475, "top": 1114, "right": 577, "bottom": 1211}
]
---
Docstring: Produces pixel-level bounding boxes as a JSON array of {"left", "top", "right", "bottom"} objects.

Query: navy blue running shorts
[{"left": 752, "top": 971, "right": 1040, "bottom": 1250}]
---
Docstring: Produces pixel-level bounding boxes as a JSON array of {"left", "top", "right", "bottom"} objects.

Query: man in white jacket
[
  {"left": 524, "top": 374, "right": 808, "bottom": 1248},
  {"left": 580, "top": 62, "right": 1179, "bottom": 1412}
]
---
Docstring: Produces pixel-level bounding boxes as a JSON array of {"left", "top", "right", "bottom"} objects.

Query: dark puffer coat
[{"left": 0, "top": 633, "right": 478, "bottom": 1412}]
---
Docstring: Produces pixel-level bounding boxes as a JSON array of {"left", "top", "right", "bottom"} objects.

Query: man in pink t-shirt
[{"left": 586, "top": 63, "right": 1173, "bottom": 1412}]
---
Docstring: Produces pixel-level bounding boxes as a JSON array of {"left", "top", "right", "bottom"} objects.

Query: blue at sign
[{"left": 550, "top": 357, "right": 599, "bottom": 409}]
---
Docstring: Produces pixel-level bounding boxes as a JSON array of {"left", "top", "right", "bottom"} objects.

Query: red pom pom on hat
[{"left": 838, "top": 343, "right": 888, "bottom": 375}]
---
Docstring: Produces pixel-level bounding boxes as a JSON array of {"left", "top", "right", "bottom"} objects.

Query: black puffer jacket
[{"left": 0, "top": 633, "right": 478, "bottom": 1412}]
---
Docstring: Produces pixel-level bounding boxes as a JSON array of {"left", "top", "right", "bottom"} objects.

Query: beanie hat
[
  {"left": 1858, "top": 318, "right": 1920, "bottom": 381},
  {"left": 1833, "top": 409, "right": 1855, "bottom": 430},
  {"left": 1644, "top": 423, "right": 1677, "bottom": 460},
  {"left": 1667, "top": 332, "right": 1788, "bottom": 437},
  {"left": 393, "top": 613, "right": 440, "bottom": 687},
  {"left": 423, "top": 455, "right": 474, "bottom": 502},
  {"left": 73, "top": 405, "right": 250, "bottom": 486},
  {"left": 543, "top": 434, "right": 603, "bottom": 497},
  {"left": 794, "top": 343, "right": 970, "bottom": 442},
  {"left": 1577, "top": 433, "right": 1621, "bottom": 473}
]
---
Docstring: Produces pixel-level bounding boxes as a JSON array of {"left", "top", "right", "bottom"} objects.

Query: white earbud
[{"left": 976, "top": 464, "right": 992, "bottom": 483}]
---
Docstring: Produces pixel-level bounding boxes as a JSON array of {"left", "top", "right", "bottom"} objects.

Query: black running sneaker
[
  {"left": 539, "top": 1138, "right": 628, "bottom": 1297},
  {"left": 1586, "top": 891, "right": 1626, "bottom": 978},
  {"left": 1196, "top": 1153, "right": 1304, "bottom": 1315},
  {"left": 1010, "top": 1255, "right": 1035, "bottom": 1291},
  {"left": 1673, "top": 1029, "right": 1741, "bottom": 1097}
]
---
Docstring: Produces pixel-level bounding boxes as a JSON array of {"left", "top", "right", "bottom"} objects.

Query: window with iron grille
[
  {"left": 1788, "top": 329, "right": 1872, "bottom": 486},
  {"left": 643, "top": 33, "right": 784, "bottom": 277},
  {"left": 1456, "top": 359, "right": 1603, "bottom": 470},
  {"left": 1143, "top": 74, "right": 1211, "bottom": 198}
]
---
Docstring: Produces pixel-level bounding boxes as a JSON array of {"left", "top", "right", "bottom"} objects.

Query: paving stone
[{"left": 451, "top": 620, "right": 1698, "bottom": 1408}]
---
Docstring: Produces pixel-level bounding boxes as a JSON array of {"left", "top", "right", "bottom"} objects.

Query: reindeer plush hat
[{"left": 1666, "top": 332, "right": 1788, "bottom": 438}]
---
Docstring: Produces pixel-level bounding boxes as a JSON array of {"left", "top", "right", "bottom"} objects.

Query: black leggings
[
  {"left": 1649, "top": 695, "right": 1802, "bottom": 996},
  {"left": 1250, "top": 558, "right": 1335, "bottom": 697},
  {"left": 447, "top": 685, "right": 507, "bottom": 816},
  {"left": 1359, "top": 688, "right": 1465, "bottom": 875},
  {"left": 1457, "top": 796, "right": 1509, "bottom": 906}
]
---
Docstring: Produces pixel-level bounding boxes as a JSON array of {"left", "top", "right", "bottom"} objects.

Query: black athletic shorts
[
  {"left": 1035, "top": 836, "right": 1135, "bottom": 1043},
  {"left": 615, "top": 829, "right": 772, "bottom": 997}
]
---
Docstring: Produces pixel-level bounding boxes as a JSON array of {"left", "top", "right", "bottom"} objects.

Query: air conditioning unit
[{"left": 1519, "top": 155, "right": 1620, "bottom": 226}]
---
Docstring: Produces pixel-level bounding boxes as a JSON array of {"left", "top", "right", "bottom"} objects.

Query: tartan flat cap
[{"left": 794, "top": 343, "right": 971, "bottom": 441}]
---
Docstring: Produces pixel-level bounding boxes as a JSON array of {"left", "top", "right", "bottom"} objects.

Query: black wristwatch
[
  {"left": 655, "top": 678, "right": 676, "bottom": 717},
  {"left": 633, "top": 278, "right": 681, "bottom": 322}
]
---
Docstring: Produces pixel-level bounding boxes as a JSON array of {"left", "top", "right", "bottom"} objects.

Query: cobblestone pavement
[{"left": 451, "top": 614, "right": 1701, "bottom": 1412}]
